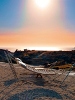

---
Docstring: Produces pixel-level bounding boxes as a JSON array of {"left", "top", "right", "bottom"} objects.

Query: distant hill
[
  {"left": 0, "top": 49, "right": 14, "bottom": 62},
  {"left": 14, "top": 49, "right": 75, "bottom": 66},
  {"left": 0, "top": 49, "right": 75, "bottom": 66}
]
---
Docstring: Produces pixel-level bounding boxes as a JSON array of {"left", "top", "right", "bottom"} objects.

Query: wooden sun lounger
[{"left": 15, "top": 58, "right": 56, "bottom": 78}]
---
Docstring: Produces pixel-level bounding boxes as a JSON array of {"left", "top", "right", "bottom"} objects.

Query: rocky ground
[{"left": 0, "top": 62, "right": 75, "bottom": 100}]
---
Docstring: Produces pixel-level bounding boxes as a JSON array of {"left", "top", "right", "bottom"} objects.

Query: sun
[{"left": 35, "top": 0, "right": 50, "bottom": 9}]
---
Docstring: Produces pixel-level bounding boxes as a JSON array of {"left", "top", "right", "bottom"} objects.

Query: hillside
[
  {"left": 0, "top": 49, "right": 75, "bottom": 68},
  {"left": 14, "top": 49, "right": 75, "bottom": 66},
  {"left": 0, "top": 49, "right": 14, "bottom": 63}
]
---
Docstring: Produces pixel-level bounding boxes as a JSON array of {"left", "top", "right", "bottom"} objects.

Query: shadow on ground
[
  {"left": 8, "top": 88, "right": 62, "bottom": 100},
  {"left": 4, "top": 79, "right": 17, "bottom": 86},
  {"left": 4, "top": 75, "right": 45, "bottom": 86},
  {"left": 32, "top": 77, "right": 45, "bottom": 86},
  {"left": 18, "top": 75, "right": 46, "bottom": 86}
]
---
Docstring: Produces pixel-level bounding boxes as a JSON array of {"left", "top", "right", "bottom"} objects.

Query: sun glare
[{"left": 35, "top": 0, "right": 50, "bottom": 9}]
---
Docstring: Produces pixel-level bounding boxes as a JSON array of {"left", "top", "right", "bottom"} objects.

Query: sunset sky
[{"left": 0, "top": 0, "right": 75, "bottom": 51}]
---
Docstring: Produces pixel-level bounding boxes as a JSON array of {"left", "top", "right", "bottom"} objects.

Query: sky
[{"left": 0, "top": 0, "right": 75, "bottom": 51}]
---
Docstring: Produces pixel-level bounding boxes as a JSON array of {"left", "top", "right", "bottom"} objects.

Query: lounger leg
[{"left": 36, "top": 74, "right": 42, "bottom": 78}]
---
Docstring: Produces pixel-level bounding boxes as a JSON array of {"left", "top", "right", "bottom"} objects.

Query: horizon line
[{"left": 0, "top": 47, "right": 75, "bottom": 52}]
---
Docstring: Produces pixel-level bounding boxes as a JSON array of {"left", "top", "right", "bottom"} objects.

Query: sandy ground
[{"left": 0, "top": 62, "right": 75, "bottom": 100}]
